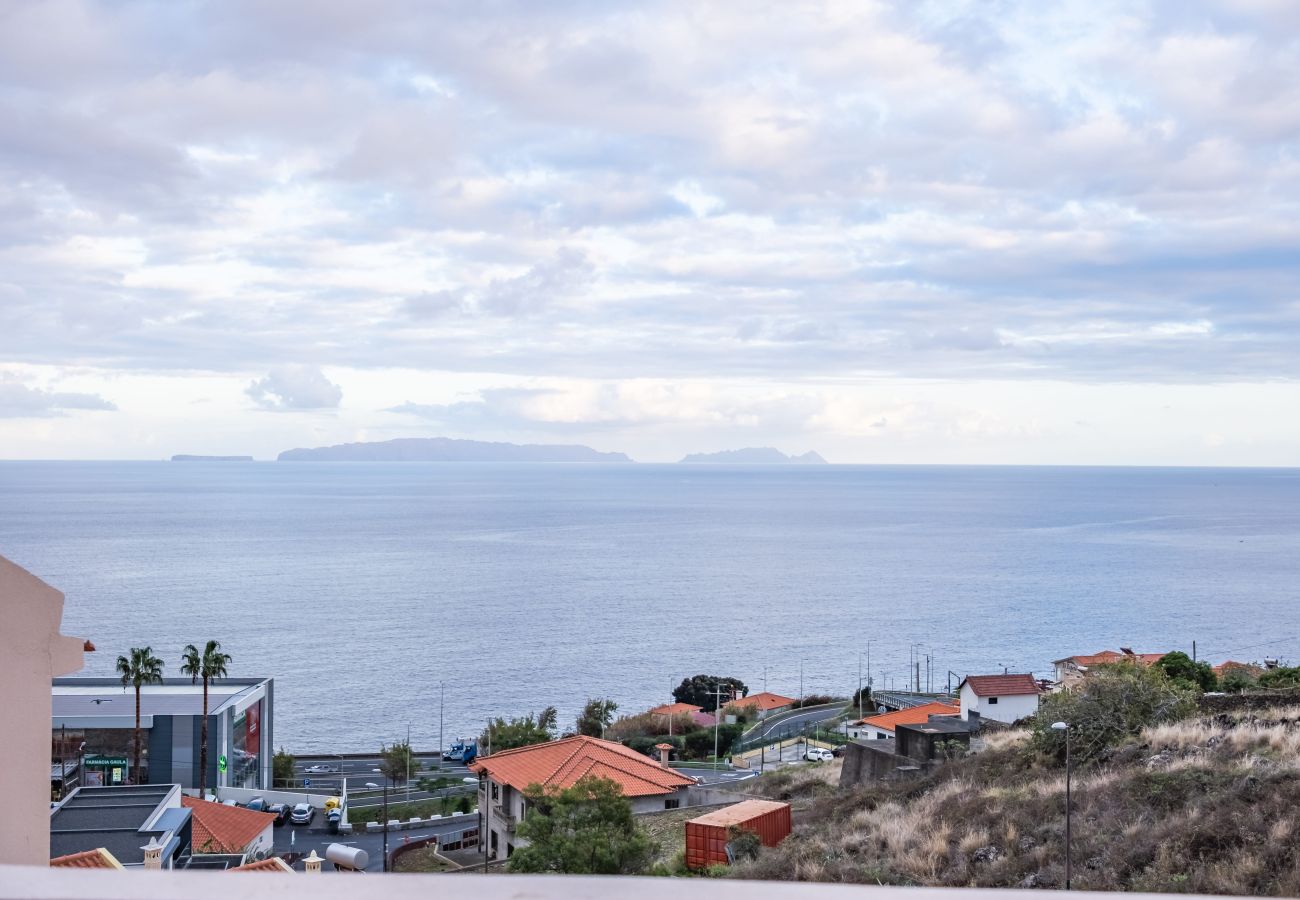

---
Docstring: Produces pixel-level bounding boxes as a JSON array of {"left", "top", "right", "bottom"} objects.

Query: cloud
[
  {"left": 0, "top": 378, "right": 116, "bottom": 418},
  {"left": 246, "top": 366, "right": 343, "bottom": 410}
]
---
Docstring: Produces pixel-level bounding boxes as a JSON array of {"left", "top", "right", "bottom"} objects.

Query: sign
[
  {"left": 110, "top": 767, "right": 123, "bottom": 784},
  {"left": 84, "top": 756, "right": 128, "bottom": 768},
  {"left": 218, "top": 755, "right": 228, "bottom": 773},
  {"left": 245, "top": 702, "right": 260, "bottom": 754},
  {"left": 303, "top": 778, "right": 311, "bottom": 787}
]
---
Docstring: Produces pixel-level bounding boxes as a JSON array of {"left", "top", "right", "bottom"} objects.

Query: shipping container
[{"left": 684, "top": 799, "right": 791, "bottom": 869}]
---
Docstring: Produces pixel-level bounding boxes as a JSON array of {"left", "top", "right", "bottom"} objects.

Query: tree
[
  {"left": 672, "top": 675, "right": 748, "bottom": 712},
  {"left": 180, "top": 639, "right": 232, "bottom": 797},
  {"left": 1154, "top": 651, "right": 1217, "bottom": 692},
  {"left": 575, "top": 698, "right": 618, "bottom": 737},
  {"left": 1258, "top": 666, "right": 1300, "bottom": 689},
  {"left": 682, "top": 723, "right": 744, "bottom": 760},
  {"left": 508, "top": 776, "right": 652, "bottom": 874},
  {"left": 272, "top": 748, "right": 294, "bottom": 786},
  {"left": 1031, "top": 662, "right": 1196, "bottom": 763},
  {"left": 481, "top": 706, "right": 558, "bottom": 753},
  {"left": 851, "top": 684, "right": 873, "bottom": 714},
  {"left": 380, "top": 741, "right": 415, "bottom": 785},
  {"left": 116, "top": 646, "right": 164, "bottom": 784}
]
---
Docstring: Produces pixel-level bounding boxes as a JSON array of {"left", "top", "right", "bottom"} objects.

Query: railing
[{"left": 491, "top": 803, "right": 516, "bottom": 832}]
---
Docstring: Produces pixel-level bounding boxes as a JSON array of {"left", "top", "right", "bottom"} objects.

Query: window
[
  {"left": 665, "top": 797, "right": 680, "bottom": 810},
  {"left": 988, "top": 697, "right": 999, "bottom": 705},
  {"left": 491, "top": 782, "right": 500, "bottom": 801},
  {"left": 877, "top": 732, "right": 887, "bottom": 739}
]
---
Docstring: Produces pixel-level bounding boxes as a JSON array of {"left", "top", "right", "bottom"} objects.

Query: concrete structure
[
  {"left": 845, "top": 702, "right": 959, "bottom": 740},
  {"left": 957, "top": 674, "right": 1040, "bottom": 724},
  {"left": 470, "top": 735, "right": 695, "bottom": 861},
  {"left": 0, "top": 555, "right": 89, "bottom": 866},
  {"left": 50, "top": 785, "right": 191, "bottom": 870},
  {"left": 53, "top": 676, "right": 274, "bottom": 791}
]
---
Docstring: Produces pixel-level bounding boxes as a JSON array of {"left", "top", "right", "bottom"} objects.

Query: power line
[{"left": 1198, "top": 636, "right": 1300, "bottom": 658}]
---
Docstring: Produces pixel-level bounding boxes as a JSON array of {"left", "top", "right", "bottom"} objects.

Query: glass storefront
[{"left": 229, "top": 700, "right": 263, "bottom": 789}]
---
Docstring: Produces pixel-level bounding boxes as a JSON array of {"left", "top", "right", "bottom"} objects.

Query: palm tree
[
  {"left": 116, "top": 647, "right": 164, "bottom": 784},
  {"left": 180, "top": 640, "right": 232, "bottom": 798}
]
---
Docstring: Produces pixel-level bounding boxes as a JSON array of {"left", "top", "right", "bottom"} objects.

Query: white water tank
[{"left": 325, "top": 843, "right": 368, "bottom": 870}]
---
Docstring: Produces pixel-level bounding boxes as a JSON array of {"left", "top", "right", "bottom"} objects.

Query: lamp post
[
  {"left": 438, "top": 681, "right": 445, "bottom": 771},
  {"left": 365, "top": 780, "right": 389, "bottom": 872},
  {"left": 1051, "top": 721, "right": 1072, "bottom": 889}
]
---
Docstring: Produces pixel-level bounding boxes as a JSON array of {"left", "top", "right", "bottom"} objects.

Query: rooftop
[
  {"left": 648, "top": 702, "right": 702, "bottom": 716},
  {"left": 182, "top": 797, "right": 275, "bottom": 855},
  {"left": 471, "top": 735, "right": 696, "bottom": 797},
  {"left": 688, "top": 799, "right": 789, "bottom": 827},
  {"left": 49, "top": 785, "right": 182, "bottom": 866},
  {"left": 231, "top": 857, "right": 294, "bottom": 873},
  {"left": 49, "top": 849, "right": 124, "bottom": 870},
  {"left": 52, "top": 677, "right": 270, "bottom": 722},
  {"left": 855, "top": 702, "right": 960, "bottom": 732},
  {"left": 959, "top": 674, "right": 1040, "bottom": 697},
  {"left": 731, "top": 692, "right": 796, "bottom": 711}
]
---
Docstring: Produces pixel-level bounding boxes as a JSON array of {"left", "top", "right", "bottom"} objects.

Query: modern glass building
[{"left": 51, "top": 677, "right": 273, "bottom": 792}]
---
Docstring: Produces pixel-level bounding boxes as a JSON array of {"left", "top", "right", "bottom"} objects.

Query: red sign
[{"left": 245, "top": 702, "right": 260, "bottom": 755}]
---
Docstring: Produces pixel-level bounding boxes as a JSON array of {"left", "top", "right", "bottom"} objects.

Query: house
[
  {"left": 727, "top": 691, "right": 796, "bottom": 720},
  {"left": 957, "top": 674, "right": 1040, "bottom": 724},
  {"left": 181, "top": 796, "right": 276, "bottom": 862},
  {"left": 1052, "top": 648, "right": 1168, "bottom": 686},
  {"left": 649, "top": 701, "right": 702, "bottom": 717},
  {"left": 470, "top": 734, "right": 696, "bottom": 862},
  {"left": 845, "top": 702, "right": 960, "bottom": 741},
  {"left": 1214, "top": 660, "right": 1264, "bottom": 679}
]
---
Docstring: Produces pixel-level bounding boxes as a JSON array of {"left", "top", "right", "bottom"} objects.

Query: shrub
[
  {"left": 1258, "top": 667, "right": 1300, "bottom": 690},
  {"left": 791, "top": 694, "right": 837, "bottom": 709},
  {"left": 1031, "top": 663, "right": 1196, "bottom": 763},
  {"left": 1154, "top": 651, "right": 1218, "bottom": 692}
]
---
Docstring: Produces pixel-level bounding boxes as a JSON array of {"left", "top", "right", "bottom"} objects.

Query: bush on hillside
[
  {"left": 1259, "top": 666, "right": 1300, "bottom": 690},
  {"left": 791, "top": 694, "right": 837, "bottom": 709},
  {"left": 682, "top": 723, "right": 744, "bottom": 759},
  {"left": 1153, "top": 651, "right": 1218, "bottom": 692},
  {"left": 1031, "top": 662, "right": 1196, "bottom": 762}
]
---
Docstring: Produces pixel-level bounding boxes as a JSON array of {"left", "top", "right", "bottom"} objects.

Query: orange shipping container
[{"left": 684, "top": 799, "right": 792, "bottom": 869}]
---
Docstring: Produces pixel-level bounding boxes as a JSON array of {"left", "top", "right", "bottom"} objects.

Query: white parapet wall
[{"left": 206, "top": 786, "right": 350, "bottom": 825}]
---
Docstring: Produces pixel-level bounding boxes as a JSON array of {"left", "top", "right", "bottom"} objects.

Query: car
[
  {"left": 290, "top": 802, "right": 315, "bottom": 825},
  {"left": 245, "top": 797, "right": 267, "bottom": 812},
  {"left": 268, "top": 803, "right": 290, "bottom": 826},
  {"left": 803, "top": 747, "right": 834, "bottom": 762},
  {"left": 830, "top": 746, "right": 846, "bottom": 758},
  {"left": 303, "top": 764, "right": 337, "bottom": 774}
]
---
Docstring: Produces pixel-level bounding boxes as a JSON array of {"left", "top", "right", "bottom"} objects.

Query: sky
[{"left": 1, "top": 0, "right": 1299, "bottom": 464}]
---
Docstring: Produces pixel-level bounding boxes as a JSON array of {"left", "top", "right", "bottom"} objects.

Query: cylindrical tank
[
  {"left": 685, "top": 799, "right": 791, "bottom": 869},
  {"left": 325, "top": 843, "right": 368, "bottom": 870},
  {"left": 323, "top": 796, "right": 341, "bottom": 811}
]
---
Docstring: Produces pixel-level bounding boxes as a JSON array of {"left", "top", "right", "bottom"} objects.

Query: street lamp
[
  {"left": 1051, "top": 721, "right": 1072, "bottom": 890},
  {"left": 365, "top": 780, "right": 389, "bottom": 872}
]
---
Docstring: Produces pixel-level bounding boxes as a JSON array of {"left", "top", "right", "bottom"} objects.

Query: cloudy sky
[{"left": 2, "top": 0, "right": 1298, "bottom": 463}]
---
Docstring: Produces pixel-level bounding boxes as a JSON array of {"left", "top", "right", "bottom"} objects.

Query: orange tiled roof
[
  {"left": 731, "top": 691, "right": 796, "bottom": 711},
  {"left": 50, "top": 849, "right": 124, "bottom": 870},
  {"left": 470, "top": 735, "right": 695, "bottom": 797},
  {"left": 855, "top": 701, "right": 960, "bottom": 731},
  {"left": 649, "top": 701, "right": 702, "bottom": 716},
  {"left": 231, "top": 857, "right": 294, "bottom": 873},
  {"left": 960, "top": 674, "right": 1041, "bottom": 697},
  {"left": 182, "top": 796, "right": 276, "bottom": 854},
  {"left": 1058, "top": 650, "right": 1167, "bottom": 667},
  {"left": 1214, "top": 660, "right": 1263, "bottom": 677}
]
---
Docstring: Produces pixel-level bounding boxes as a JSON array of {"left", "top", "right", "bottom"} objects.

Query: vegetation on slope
[{"left": 732, "top": 692, "right": 1300, "bottom": 894}]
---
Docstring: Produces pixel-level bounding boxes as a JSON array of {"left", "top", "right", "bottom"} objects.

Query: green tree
[
  {"left": 682, "top": 723, "right": 744, "bottom": 760},
  {"left": 115, "top": 646, "right": 164, "bottom": 784},
  {"left": 575, "top": 698, "right": 619, "bottom": 737},
  {"left": 1154, "top": 651, "right": 1217, "bottom": 692},
  {"left": 481, "top": 706, "right": 558, "bottom": 753},
  {"left": 380, "top": 741, "right": 415, "bottom": 785},
  {"left": 1031, "top": 662, "right": 1196, "bottom": 763},
  {"left": 1220, "top": 668, "right": 1258, "bottom": 693},
  {"left": 272, "top": 747, "right": 294, "bottom": 786},
  {"left": 1258, "top": 666, "right": 1300, "bottom": 689},
  {"left": 180, "top": 639, "right": 232, "bottom": 797},
  {"left": 672, "top": 675, "right": 748, "bottom": 712},
  {"left": 508, "top": 776, "right": 652, "bottom": 874}
]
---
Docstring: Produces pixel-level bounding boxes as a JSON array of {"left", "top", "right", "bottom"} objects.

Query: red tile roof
[
  {"left": 649, "top": 702, "right": 703, "bottom": 716},
  {"left": 182, "top": 796, "right": 276, "bottom": 855},
  {"left": 690, "top": 710, "right": 717, "bottom": 727},
  {"left": 1057, "top": 650, "right": 1167, "bottom": 668},
  {"left": 1214, "top": 660, "right": 1263, "bottom": 677},
  {"left": 231, "top": 857, "right": 294, "bottom": 873},
  {"left": 854, "top": 701, "right": 960, "bottom": 732},
  {"left": 960, "top": 674, "right": 1041, "bottom": 697},
  {"left": 470, "top": 735, "right": 695, "bottom": 797},
  {"left": 731, "top": 692, "right": 796, "bottom": 711},
  {"left": 50, "top": 849, "right": 123, "bottom": 870}
]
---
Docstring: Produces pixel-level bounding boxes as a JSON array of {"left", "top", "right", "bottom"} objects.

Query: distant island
[
  {"left": 171, "top": 455, "right": 254, "bottom": 462},
  {"left": 277, "top": 437, "right": 633, "bottom": 463},
  {"left": 679, "top": 448, "right": 829, "bottom": 465}
]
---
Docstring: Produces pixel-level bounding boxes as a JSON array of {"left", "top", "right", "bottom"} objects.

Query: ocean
[{"left": 2, "top": 461, "right": 1298, "bottom": 752}]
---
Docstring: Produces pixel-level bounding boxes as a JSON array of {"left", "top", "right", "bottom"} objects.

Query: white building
[
  {"left": 470, "top": 735, "right": 696, "bottom": 862},
  {"left": 957, "top": 674, "right": 1041, "bottom": 724}
]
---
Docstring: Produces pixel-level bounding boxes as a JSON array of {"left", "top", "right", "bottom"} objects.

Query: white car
[
  {"left": 303, "top": 764, "right": 337, "bottom": 774},
  {"left": 803, "top": 747, "right": 834, "bottom": 762}
]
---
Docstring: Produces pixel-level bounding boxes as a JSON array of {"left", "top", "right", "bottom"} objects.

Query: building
[
  {"left": 648, "top": 701, "right": 702, "bottom": 718},
  {"left": 49, "top": 784, "right": 192, "bottom": 870},
  {"left": 1052, "top": 648, "right": 1168, "bottom": 686},
  {"left": 727, "top": 691, "right": 796, "bottom": 719},
  {"left": 844, "top": 701, "right": 960, "bottom": 740},
  {"left": 50, "top": 848, "right": 125, "bottom": 870},
  {"left": 957, "top": 674, "right": 1040, "bottom": 724},
  {"left": 52, "top": 676, "right": 274, "bottom": 791},
  {"left": 470, "top": 735, "right": 696, "bottom": 861},
  {"left": 181, "top": 797, "right": 275, "bottom": 862}
]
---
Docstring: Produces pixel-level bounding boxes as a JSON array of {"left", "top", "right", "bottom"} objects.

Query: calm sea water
[{"left": 2, "top": 462, "right": 1298, "bottom": 752}]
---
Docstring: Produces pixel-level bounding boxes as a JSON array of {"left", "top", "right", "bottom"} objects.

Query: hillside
[
  {"left": 731, "top": 702, "right": 1300, "bottom": 894},
  {"left": 679, "top": 448, "right": 828, "bottom": 465},
  {"left": 277, "top": 437, "right": 632, "bottom": 462}
]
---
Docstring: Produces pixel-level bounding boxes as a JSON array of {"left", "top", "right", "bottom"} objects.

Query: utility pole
[
  {"left": 1192, "top": 640, "right": 1197, "bottom": 662},
  {"left": 406, "top": 723, "right": 411, "bottom": 806},
  {"left": 708, "top": 684, "right": 730, "bottom": 772},
  {"left": 857, "top": 651, "right": 863, "bottom": 721},
  {"left": 439, "top": 681, "right": 445, "bottom": 771},
  {"left": 799, "top": 660, "right": 804, "bottom": 708}
]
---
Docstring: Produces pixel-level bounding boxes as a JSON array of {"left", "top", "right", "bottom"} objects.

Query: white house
[{"left": 957, "top": 674, "right": 1041, "bottom": 724}]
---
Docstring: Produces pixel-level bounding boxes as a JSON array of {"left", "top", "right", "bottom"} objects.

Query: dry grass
[{"left": 731, "top": 704, "right": 1300, "bottom": 894}]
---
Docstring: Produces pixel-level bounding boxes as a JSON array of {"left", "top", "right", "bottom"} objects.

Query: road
[
  {"left": 292, "top": 754, "right": 475, "bottom": 800},
  {"left": 272, "top": 811, "right": 479, "bottom": 872},
  {"left": 746, "top": 705, "right": 845, "bottom": 742}
]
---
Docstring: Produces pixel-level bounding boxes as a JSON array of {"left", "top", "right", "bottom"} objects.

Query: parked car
[
  {"left": 290, "top": 802, "right": 315, "bottom": 825},
  {"left": 303, "top": 764, "right": 337, "bottom": 774},
  {"left": 803, "top": 747, "right": 834, "bottom": 762},
  {"left": 269, "top": 803, "right": 290, "bottom": 826},
  {"left": 245, "top": 797, "right": 267, "bottom": 812},
  {"left": 830, "top": 746, "right": 846, "bottom": 758}
]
